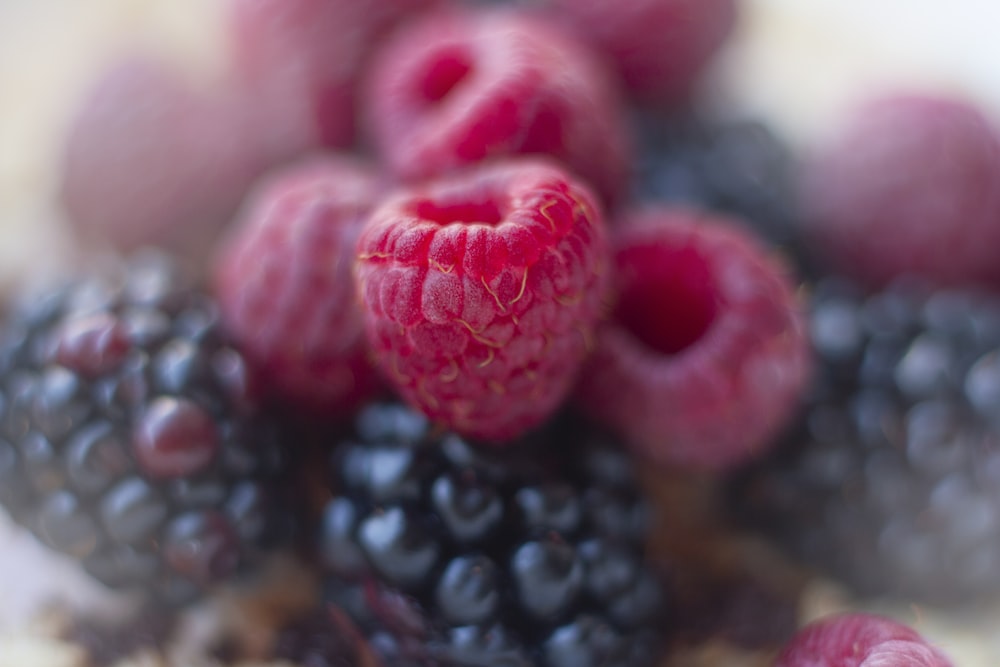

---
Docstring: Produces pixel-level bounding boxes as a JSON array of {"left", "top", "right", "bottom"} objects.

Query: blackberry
[
  {"left": 632, "top": 111, "right": 803, "bottom": 262},
  {"left": 314, "top": 403, "right": 664, "bottom": 666},
  {"left": 0, "top": 252, "right": 288, "bottom": 605},
  {"left": 730, "top": 277, "right": 1000, "bottom": 603}
]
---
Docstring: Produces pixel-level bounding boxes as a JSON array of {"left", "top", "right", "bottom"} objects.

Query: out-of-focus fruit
[
  {"left": 576, "top": 206, "right": 812, "bottom": 471},
  {"left": 800, "top": 93, "right": 1000, "bottom": 289},
  {"left": 362, "top": 5, "right": 632, "bottom": 207},
  {"left": 214, "top": 155, "right": 383, "bottom": 418}
]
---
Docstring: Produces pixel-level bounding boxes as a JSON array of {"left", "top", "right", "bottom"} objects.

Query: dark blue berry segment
[
  {"left": 0, "top": 252, "right": 288, "bottom": 605},
  {"left": 316, "top": 403, "right": 665, "bottom": 666},
  {"left": 731, "top": 277, "right": 1000, "bottom": 603}
]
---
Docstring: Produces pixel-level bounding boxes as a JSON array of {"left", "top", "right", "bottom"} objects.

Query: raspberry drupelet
[
  {"left": 776, "top": 613, "right": 953, "bottom": 667},
  {"left": 214, "top": 155, "right": 383, "bottom": 417},
  {"left": 354, "top": 158, "right": 609, "bottom": 443},
  {"left": 576, "top": 206, "right": 812, "bottom": 471},
  {"left": 361, "top": 5, "right": 632, "bottom": 207}
]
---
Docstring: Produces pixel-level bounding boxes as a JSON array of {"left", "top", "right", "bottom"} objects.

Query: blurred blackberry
[
  {"left": 633, "top": 111, "right": 806, "bottom": 266},
  {"left": 0, "top": 251, "right": 288, "bottom": 605},
  {"left": 730, "top": 277, "right": 1000, "bottom": 603},
  {"left": 315, "top": 403, "right": 664, "bottom": 667}
]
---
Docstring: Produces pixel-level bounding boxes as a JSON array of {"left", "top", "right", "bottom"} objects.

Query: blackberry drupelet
[
  {"left": 315, "top": 403, "right": 664, "bottom": 667},
  {"left": 731, "top": 277, "right": 1000, "bottom": 603},
  {"left": 0, "top": 252, "right": 288, "bottom": 605},
  {"left": 632, "top": 111, "right": 802, "bottom": 260}
]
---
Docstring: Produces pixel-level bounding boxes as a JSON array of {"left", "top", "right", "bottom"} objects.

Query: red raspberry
[
  {"left": 362, "top": 6, "right": 632, "bottom": 207},
  {"left": 355, "top": 158, "right": 609, "bottom": 442},
  {"left": 801, "top": 93, "right": 1000, "bottom": 289},
  {"left": 535, "top": 0, "right": 737, "bottom": 105},
  {"left": 776, "top": 614, "right": 953, "bottom": 667},
  {"left": 575, "top": 206, "right": 811, "bottom": 471},
  {"left": 59, "top": 55, "right": 262, "bottom": 262},
  {"left": 228, "top": 0, "right": 440, "bottom": 159},
  {"left": 214, "top": 155, "right": 383, "bottom": 417}
]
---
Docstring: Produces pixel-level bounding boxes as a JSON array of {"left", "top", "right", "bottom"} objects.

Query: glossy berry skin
[
  {"left": 362, "top": 6, "right": 632, "bottom": 207},
  {"left": 228, "top": 0, "right": 440, "bottom": 158},
  {"left": 59, "top": 55, "right": 262, "bottom": 261},
  {"left": 776, "top": 614, "right": 953, "bottom": 667},
  {"left": 731, "top": 278, "right": 1000, "bottom": 603},
  {"left": 801, "top": 93, "right": 1000, "bottom": 289},
  {"left": 214, "top": 155, "right": 382, "bottom": 417},
  {"left": 0, "top": 253, "right": 287, "bottom": 605},
  {"left": 355, "top": 159, "right": 609, "bottom": 442},
  {"left": 534, "top": 0, "right": 737, "bottom": 105},
  {"left": 317, "top": 403, "right": 663, "bottom": 667},
  {"left": 575, "top": 206, "right": 811, "bottom": 471}
]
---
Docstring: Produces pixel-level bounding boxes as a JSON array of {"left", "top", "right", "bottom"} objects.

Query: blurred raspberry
[
  {"left": 776, "top": 614, "right": 953, "bottom": 667},
  {"left": 801, "top": 93, "right": 1000, "bottom": 289},
  {"left": 227, "top": 0, "right": 441, "bottom": 160},
  {"left": 534, "top": 0, "right": 737, "bottom": 105},
  {"left": 576, "top": 206, "right": 811, "bottom": 471},
  {"left": 214, "top": 155, "right": 383, "bottom": 417},
  {"left": 59, "top": 55, "right": 262, "bottom": 262},
  {"left": 362, "top": 6, "right": 632, "bottom": 207},
  {"left": 355, "top": 158, "right": 609, "bottom": 442}
]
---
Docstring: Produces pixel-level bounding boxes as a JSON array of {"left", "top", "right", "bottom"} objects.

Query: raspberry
[
  {"left": 59, "top": 55, "right": 262, "bottom": 261},
  {"left": 227, "top": 0, "right": 440, "bottom": 158},
  {"left": 362, "top": 6, "right": 632, "bottom": 207},
  {"left": 800, "top": 93, "right": 1000, "bottom": 289},
  {"left": 776, "top": 614, "right": 953, "bottom": 667},
  {"left": 534, "top": 0, "right": 737, "bottom": 105},
  {"left": 214, "top": 155, "right": 383, "bottom": 417},
  {"left": 354, "top": 159, "right": 608, "bottom": 442},
  {"left": 575, "top": 206, "right": 811, "bottom": 470}
]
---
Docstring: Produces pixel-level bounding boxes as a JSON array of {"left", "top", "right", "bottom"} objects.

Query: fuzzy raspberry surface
[
  {"left": 362, "top": 6, "right": 632, "bottom": 207},
  {"left": 60, "top": 55, "right": 262, "bottom": 261},
  {"left": 535, "top": 0, "right": 737, "bottom": 105},
  {"left": 801, "top": 93, "right": 1000, "bottom": 289},
  {"left": 228, "top": 0, "right": 440, "bottom": 158},
  {"left": 214, "top": 155, "right": 383, "bottom": 417},
  {"left": 355, "top": 159, "right": 608, "bottom": 442},
  {"left": 776, "top": 614, "right": 953, "bottom": 667},
  {"left": 575, "top": 206, "right": 811, "bottom": 471}
]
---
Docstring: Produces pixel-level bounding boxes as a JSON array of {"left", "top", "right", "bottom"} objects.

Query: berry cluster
[{"left": 14, "top": 0, "right": 1000, "bottom": 665}]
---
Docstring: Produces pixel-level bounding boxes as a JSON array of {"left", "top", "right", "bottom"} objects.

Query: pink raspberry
[
  {"left": 227, "top": 0, "right": 440, "bottom": 159},
  {"left": 776, "top": 614, "right": 953, "bottom": 667},
  {"left": 801, "top": 93, "right": 1000, "bottom": 289},
  {"left": 59, "top": 55, "right": 262, "bottom": 262},
  {"left": 575, "top": 206, "right": 811, "bottom": 471},
  {"left": 362, "top": 6, "right": 632, "bottom": 207},
  {"left": 354, "top": 158, "right": 609, "bottom": 442},
  {"left": 214, "top": 155, "right": 383, "bottom": 417},
  {"left": 534, "top": 0, "right": 737, "bottom": 105}
]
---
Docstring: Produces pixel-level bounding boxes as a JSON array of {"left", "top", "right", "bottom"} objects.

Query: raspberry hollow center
[
  {"left": 614, "top": 244, "right": 719, "bottom": 355},
  {"left": 414, "top": 197, "right": 504, "bottom": 226},
  {"left": 419, "top": 44, "right": 474, "bottom": 103}
]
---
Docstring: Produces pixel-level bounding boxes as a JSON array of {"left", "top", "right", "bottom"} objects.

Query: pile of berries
[{"left": 13, "top": 0, "right": 1000, "bottom": 664}]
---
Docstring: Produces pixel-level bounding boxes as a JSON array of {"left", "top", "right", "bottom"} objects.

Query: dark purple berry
[{"left": 0, "top": 252, "right": 288, "bottom": 604}]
